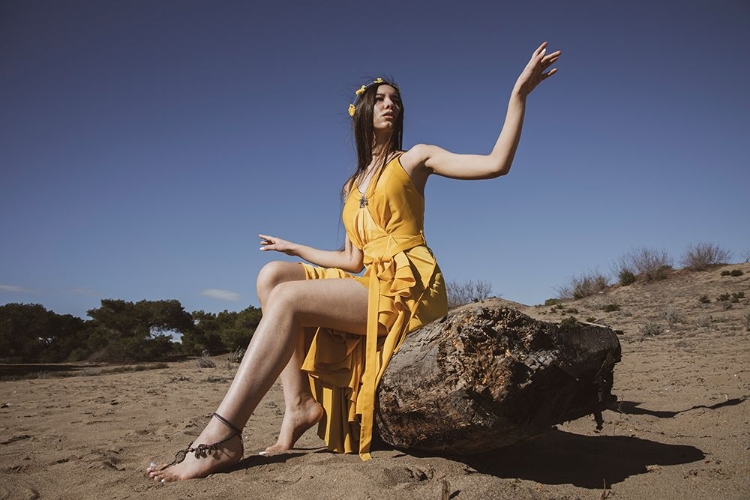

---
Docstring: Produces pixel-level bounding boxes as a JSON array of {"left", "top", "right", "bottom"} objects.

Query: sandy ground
[{"left": 1, "top": 264, "right": 749, "bottom": 499}]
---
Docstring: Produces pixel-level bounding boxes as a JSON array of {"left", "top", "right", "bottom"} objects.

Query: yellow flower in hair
[{"left": 349, "top": 78, "right": 390, "bottom": 118}]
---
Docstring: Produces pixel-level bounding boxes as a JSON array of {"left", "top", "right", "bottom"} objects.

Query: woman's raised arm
[
  {"left": 259, "top": 234, "right": 364, "bottom": 273},
  {"left": 400, "top": 42, "right": 560, "bottom": 182}
]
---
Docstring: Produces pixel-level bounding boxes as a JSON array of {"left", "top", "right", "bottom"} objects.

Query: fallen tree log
[{"left": 375, "top": 299, "right": 621, "bottom": 454}]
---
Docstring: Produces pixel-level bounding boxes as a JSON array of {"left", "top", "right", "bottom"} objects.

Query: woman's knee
[
  {"left": 256, "top": 261, "right": 304, "bottom": 303},
  {"left": 264, "top": 281, "right": 306, "bottom": 316}
]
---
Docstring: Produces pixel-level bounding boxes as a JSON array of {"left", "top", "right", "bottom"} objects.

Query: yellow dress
[{"left": 299, "top": 153, "right": 447, "bottom": 460}]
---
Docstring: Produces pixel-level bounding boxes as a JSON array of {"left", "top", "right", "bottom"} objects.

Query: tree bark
[{"left": 375, "top": 299, "right": 621, "bottom": 455}]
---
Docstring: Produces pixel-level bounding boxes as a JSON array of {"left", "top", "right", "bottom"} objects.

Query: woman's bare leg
[
  {"left": 255, "top": 262, "right": 324, "bottom": 454},
  {"left": 261, "top": 325, "right": 324, "bottom": 455},
  {"left": 147, "top": 277, "right": 369, "bottom": 482}
]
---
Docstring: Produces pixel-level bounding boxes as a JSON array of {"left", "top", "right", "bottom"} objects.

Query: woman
[{"left": 148, "top": 41, "right": 560, "bottom": 482}]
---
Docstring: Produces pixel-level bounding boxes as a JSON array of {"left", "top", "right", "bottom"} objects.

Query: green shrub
[
  {"left": 681, "top": 243, "right": 733, "bottom": 270},
  {"left": 717, "top": 293, "right": 731, "bottom": 302},
  {"left": 699, "top": 295, "right": 711, "bottom": 304},
  {"left": 560, "top": 316, "right": 578, "bottom": 329},
  {"left": 549, "top": 304, "right": 565, "bottom": 313},
  {"left": 618, "top": 269, "right": 637, "bottom": 286},
  {"left": 586, "top": 316, "right": 596, "bottom": 323},
  {"left": 721, "top": 269, "right": 744, "bottom": 277},
  {"left": 602, "top": 303, "right": 621, "bottom": 312},
  {"left": 655, "top": 265, "right": 674, "bottom": 280},
  {"left": 544, "top": 298, "right": 562, "bottom": 306},
  {"left": 549, "top": 305, "right": 565, "bottom": 314}
]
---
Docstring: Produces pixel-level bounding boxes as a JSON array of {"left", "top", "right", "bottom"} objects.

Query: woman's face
[{"left": 372, "top": 84, "right": 401, "bottom": 131}]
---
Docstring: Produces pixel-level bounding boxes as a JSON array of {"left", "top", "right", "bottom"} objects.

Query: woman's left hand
[
  {"left": 514, "top": 42, "right": 561, "bottom": 97},
  {"left": 259, "top": 234, "right": 298, "bottom": 256}
]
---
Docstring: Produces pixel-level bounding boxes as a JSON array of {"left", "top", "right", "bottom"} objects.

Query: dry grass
[
  {"left": 681, "top": 242, "right": 733, "bottom": 270},
  {"left": 531, "top": 262, "right": 750, "bottom": 340},
  {"left": 556, "top": 270, "right": 609, "bottom": 300},
  {"left": 613, "top": 247, "right": 674, "bottom": 282},
  {"left": 196, "top": 350, "right": 216, "bottom": 368},
  {"left": 447, "top": 279, "right": 494, "bottom": 309}
]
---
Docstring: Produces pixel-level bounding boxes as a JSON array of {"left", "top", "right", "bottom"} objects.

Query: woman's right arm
[
  {"left": 259, "top": 233, "right": 364, "bottom": 273},
  {"left": 400, "top": 42, "right": 560, "bottom": 183}
]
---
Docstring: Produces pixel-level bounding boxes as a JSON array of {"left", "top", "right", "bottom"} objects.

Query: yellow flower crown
[{"left": 348, "top": 77, "right": 399, "bottom": 117}]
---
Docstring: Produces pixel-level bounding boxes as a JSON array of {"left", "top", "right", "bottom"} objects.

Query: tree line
[{"left": 0, "top": 300, "right": 261, "bottom": 363}]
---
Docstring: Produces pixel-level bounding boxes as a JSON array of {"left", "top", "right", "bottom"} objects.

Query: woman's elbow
[
  {"left": 486, "top": 153, "right": 514, "bottom": 178},
  {"left": 487, "top": 160, "right": 513, "bottom": 178},
  {"left": 482, "top": 167, "right": 509, "bottom": 179},
  {"left": 340, "top": 259, "right": 364, "bottom": 274},
  {"left": 350, "top": 258, "right": 365, "bottom": 274},
  {"left": 492, "top": 168, "right": 510, "bottom": 178}
]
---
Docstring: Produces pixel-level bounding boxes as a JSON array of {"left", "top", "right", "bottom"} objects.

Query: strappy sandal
[{"left": 159, "top": 412, "right": 244, "bottom": 471}]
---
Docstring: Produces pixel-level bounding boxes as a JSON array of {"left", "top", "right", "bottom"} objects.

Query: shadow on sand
[
  {"left": 0, "top": 363, "right": 91, "bottom": 377},
  {"left": 224, "top": 426, "right": 709, "bottom": 490},
  {"left": 455, "top": 429, "right": 704, "bottom": 489},
  {"left": 226, "top": 448, "right": 326, "bottom": 474},
  {"left": 614, "top": 397, "right": 747, "bottom": 418}
]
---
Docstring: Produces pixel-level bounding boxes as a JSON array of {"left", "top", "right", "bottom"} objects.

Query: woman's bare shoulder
[
  {"left": 399, "top": 144, "right": 444, "bottom": 174},
  {"left": 399, "top": 145, "right": 424, "bottom": 171}
]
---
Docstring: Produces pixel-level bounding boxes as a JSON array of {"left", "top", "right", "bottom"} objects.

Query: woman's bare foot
[
  {"left": 146, "top": 416, "right": 244, "bottom": 483},
  {"left": 263, "top": 400, "right": 324, "bottom": 455}
]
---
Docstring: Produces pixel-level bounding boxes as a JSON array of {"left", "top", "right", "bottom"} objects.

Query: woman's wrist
[{"left": 510, "top": 84, "right": 529, "bottom": 101}]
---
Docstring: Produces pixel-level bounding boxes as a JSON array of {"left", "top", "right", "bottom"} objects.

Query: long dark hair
[{"left": 343, "top": 78, "right": 404, "bottom": 196}]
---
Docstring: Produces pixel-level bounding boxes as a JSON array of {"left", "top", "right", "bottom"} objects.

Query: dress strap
[{"left": 362, "top": 151, "right": 404, "bottom": 196}]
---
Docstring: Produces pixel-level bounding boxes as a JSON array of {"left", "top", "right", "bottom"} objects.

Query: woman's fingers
[
  {"left": 542, "top": 53, "right": 561, "bottom": 66},
  {"left": 259, "top": 234, "right": 295, "bottom": 255},
  {"left": 516, "top": 43, "right": 560, "bottom": 95},
  {"left": 538, "top": 47, "right": 561, "bottom": 79},
  {"left": 259, "top": 234, "right": 278, "bottom": 250}
]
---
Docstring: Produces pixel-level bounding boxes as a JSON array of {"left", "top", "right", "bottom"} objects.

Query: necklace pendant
[{"left": 359, "top": 195, "right": 368, "bottom": 208}]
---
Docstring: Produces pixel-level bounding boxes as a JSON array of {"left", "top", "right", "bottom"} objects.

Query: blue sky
[{"left": 1, "top": 0, "right": 748, "bottom": 319}]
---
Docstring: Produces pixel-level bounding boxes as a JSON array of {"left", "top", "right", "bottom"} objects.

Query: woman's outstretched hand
[
  {"left": 514, "top": 42, "right": 561, "bottom": 97},
  {"left": 259, "top": 234, "right": 298, "bottom": 256}
]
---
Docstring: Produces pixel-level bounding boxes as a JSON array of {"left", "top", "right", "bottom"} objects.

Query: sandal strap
[
  {"left": 212, "top": 412, "right": 243, "bottom": 436},
  {"left": 158, "top": 413, "right": 243, "bottom": 471}
]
